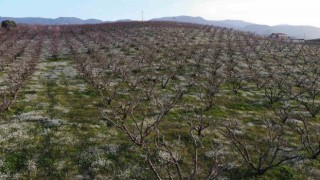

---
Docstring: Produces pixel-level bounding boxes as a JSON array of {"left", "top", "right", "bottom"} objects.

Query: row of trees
[
  {"left": 0, "top": 26, "right": 44, "bottom": 111},
  {"left": 0, "top": 22, "right": 319, "bottom": 178},
  {"left": 60, "top": 22, "right": 320, "bottom": 178}
]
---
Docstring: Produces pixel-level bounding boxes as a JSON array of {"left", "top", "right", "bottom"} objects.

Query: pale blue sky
[
  {"left": 0, "top": 0, "right": 319, "bottom": 26},
  {"left": 0, "top": 0, "right": 188, "bottom": 21}
]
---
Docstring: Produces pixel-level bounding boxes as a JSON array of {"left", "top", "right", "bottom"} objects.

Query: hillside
[
  {"left": 243, "top": 24, "right": 320, "bottom": 39},
  {"left": 151, "top": 16, "right": 320, "bottom": 39},
  {"left": 0, "top": 16, "right": 320, "bottom": 39},
  {"left": 2, "top": 15, "right": 320, "bottom": 39},
  {"left": 0, "top": 22, "right": 319, "bottom": 179},
  {"left": 150, "top": 15, "right": 254, "bottom": 29}
]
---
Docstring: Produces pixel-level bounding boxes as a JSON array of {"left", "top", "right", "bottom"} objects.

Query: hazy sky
[{"left": 0, "top": 0, "right": 319, "bottom": 27}]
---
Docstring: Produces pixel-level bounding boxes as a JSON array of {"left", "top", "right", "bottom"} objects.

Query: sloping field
[{"left": 0, "top": 22, "right": 319, "bottom": 179}]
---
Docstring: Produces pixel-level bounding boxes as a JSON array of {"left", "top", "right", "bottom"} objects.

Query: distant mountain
[
  {"left": 0, "top": 16, "right": 103, "bottom": 25},
  {"left": 214, "top": 19, "right": 254, "bottom": 29},
  {"left": 150, "top": 16, "right": 320, "bottom": 39},
  {"left": 243, "top": 25, "right": 320, "bottom": 39},
  {"left": 151, "top": 16, "right": 211, "bottom": 25},
  {"left": 150, "top": 16, "right": 254, "bottom": 29},
  {"left": 116, "top": 19, "right": 133, "bottom": 22}
]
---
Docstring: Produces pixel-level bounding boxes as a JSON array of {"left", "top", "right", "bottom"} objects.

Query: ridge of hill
[{"left": 1, "top": 15, "right": 320, "bottom": 39}]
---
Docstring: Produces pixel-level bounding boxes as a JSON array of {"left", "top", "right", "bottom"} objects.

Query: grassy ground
[
  {"left": 0, "top": 55, "right": 318, "bottom": 179},
  {"left": 0, "top": 57, "right": 147, "bottom": 179}
]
